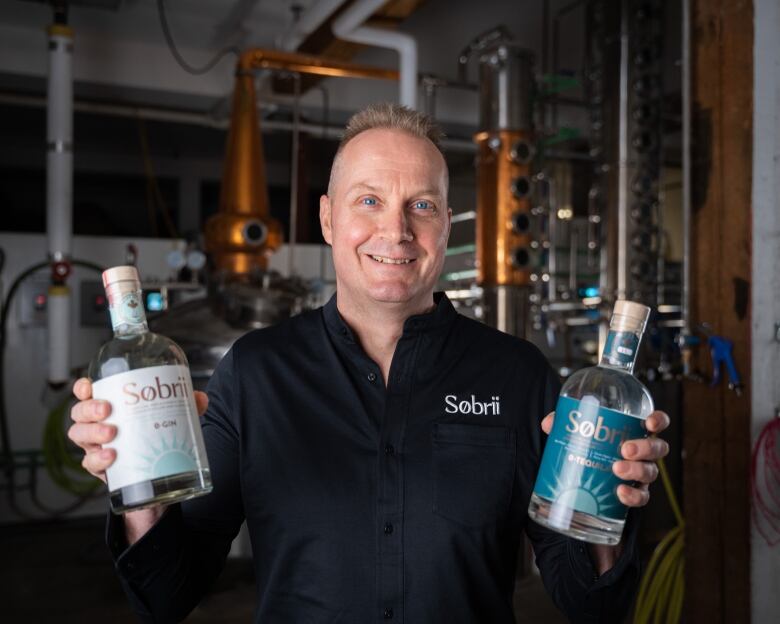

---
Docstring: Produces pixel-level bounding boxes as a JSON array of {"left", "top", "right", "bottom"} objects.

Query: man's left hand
[
  {"left": 540, "top": 409, "right": 670, "bottom": 507},
  {"left": 540, "top": 409, "right": 671, "bottom": 575}
]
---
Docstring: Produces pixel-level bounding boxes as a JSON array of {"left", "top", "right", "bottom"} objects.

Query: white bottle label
[{"left": 92, "top": 364, "right": 204, "bottom": 491}]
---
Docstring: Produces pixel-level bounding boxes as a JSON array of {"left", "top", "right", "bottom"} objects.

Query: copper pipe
[
  {"left": 205, "top": 49, "right": 397, "bottom": 277},
  {"left": 238, "top": 48, "right": 399, "bottom": 81}
]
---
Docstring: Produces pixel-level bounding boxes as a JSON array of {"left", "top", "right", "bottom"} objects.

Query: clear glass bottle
[
  {"left": 528, "top": 300, "right": 654, "bottom": 544},
  {"left": 89, "top": 266, "right": 212, "bottom": 513}
]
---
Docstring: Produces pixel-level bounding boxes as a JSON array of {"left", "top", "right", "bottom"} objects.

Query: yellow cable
[{"left": 633, "top": 456, "right": 685, "bottom": 624}]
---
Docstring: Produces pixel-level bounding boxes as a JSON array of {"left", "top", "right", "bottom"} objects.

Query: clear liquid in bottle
[
  {"left": 89, "top": 266, "right": 212, "bottom": 513},
  {"left": 528, "top": 300, "right": 654, "bottom": 544}
]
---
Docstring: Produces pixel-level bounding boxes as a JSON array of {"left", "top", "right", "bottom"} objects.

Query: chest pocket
[{"left": 432, "top": 423, "right": 516, "bottom": 528}]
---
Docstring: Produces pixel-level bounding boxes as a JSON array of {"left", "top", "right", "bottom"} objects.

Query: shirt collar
[{"left": 323, "top": 292, "right": 457, "bottom": 342}]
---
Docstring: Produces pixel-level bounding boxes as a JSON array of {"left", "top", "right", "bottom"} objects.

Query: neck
[{"left": 336, "top": 288, "right": 435, "bottom": 385}]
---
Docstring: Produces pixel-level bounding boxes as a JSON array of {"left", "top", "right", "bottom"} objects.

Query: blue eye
[
  {"left": 361, "top": 197, "right": 377, "bottom": 206},
  {"left": 414, "top": 200, "right": 432, "bottom": 210}
]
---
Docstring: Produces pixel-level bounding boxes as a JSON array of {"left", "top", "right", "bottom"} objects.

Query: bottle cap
[
  {"left": 102, "top": 265, "right": 140, "bottom": 289},
  {"left": 612, "top": 299, "right": 651, "bottom": 332}
]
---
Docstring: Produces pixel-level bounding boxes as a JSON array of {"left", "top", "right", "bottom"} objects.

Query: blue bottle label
[
  {"left": 532, "top": 395, "right": 647, "bottom": 520},
  {"left": 602, "top": 330, "right": 640, "bottom": 366}
]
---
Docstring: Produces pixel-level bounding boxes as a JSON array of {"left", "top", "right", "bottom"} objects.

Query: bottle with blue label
[{"left": 528, "top": 300, "right": 653, "bottom": 545}]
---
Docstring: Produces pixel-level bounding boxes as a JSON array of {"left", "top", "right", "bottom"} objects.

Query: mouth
[{"left": 368, "top": 254, "right": 416, "bottom": 265}]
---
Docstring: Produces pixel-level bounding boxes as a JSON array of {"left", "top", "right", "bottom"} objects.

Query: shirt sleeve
[
  {"left": 525, "top": 363, "right": 643, "bottom": 624},
  {"left": 104, "top": 347, "right": 245, "bottom": 623}
]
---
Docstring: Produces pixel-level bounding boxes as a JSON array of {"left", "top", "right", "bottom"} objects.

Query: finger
[
  {"left": 541, "top": 412, "right": 554, "bottom": 435},
  {"left": 621, "top": 436, "right": 670, "bottom": 461},
  {"left": 645, "top": 410, "right": 670, "bottom": 433},
  {"left": 72, "top": 378, "right": 93, "bottom": 401},
  {"left": 70, "top": 399, "right": 111, "bottom": 424},
  {"left": 616, "top": 483, "right": 650, "bottom": 507},
  {"left": 68, "top": 422, "right": 116, "bottom": 448},
  {"left": 194, "top": 391, "right": 209, "bottom": 417},
  {"left": 613, "top": 459, "right": 659, "bottom": 484},
  {"left": 81, "top": 448, "right": 114, "bottom": 481}
]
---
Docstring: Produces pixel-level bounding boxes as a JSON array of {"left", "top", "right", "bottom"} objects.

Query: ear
[
  {"left": 319, "top": 194, "right": 333, "bottom": 245},
  {"left": 446, "top": 206, "right": 453, "bottom": 241}
]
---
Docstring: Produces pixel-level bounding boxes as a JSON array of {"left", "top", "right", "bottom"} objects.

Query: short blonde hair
[
  {"left": 328, "top": 103, "right": 446, "bottom": 195},
  {"left": 339, "top": 102, "right": 444, "bottom": 151}
]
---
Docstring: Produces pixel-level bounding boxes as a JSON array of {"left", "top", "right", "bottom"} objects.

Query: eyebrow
[{"left": 347, "top": 182, "right": 444, "bottom": 198}]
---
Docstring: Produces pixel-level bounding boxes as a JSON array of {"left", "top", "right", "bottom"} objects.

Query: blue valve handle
[{"left": 707, "top": 335, "right": 742, "bottom": 392}]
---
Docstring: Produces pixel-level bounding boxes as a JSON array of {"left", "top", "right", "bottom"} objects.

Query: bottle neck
[
  {"left": 599, "top": 328, "right": 642, "bottom": 373},
  {"left": 108, "top": 288, "right": 148, "bottom": 337}
]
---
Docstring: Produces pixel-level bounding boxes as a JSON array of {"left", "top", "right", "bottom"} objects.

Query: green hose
[{"left": 42, "top": 394, "right": 103, "bottom": 497}]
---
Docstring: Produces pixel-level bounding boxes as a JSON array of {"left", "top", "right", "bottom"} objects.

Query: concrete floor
[{"left": 1, "top": 516, "right": 566, "bottom": 623}]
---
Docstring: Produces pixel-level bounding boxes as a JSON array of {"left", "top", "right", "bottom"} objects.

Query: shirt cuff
[
  {"left": 104, "top": 504, "right": 182, "bottom": 582},
  {"left": 567, "top": 506, "right": 642, "bottom": 591}
]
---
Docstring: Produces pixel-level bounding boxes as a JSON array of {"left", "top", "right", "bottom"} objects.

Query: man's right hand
[
  {"left": 68, "top": 377, "right": 116, "bottom": 483},
  {"left": 68, "top": 378, "right": 209, "bottom": 544},
  {"left": 68, "top": 377, "right": 210, "bottom": 481}
]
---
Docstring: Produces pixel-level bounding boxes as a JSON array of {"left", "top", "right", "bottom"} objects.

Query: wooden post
[{"left": 685, "top": 0, "right": 752, "bottom": 621}]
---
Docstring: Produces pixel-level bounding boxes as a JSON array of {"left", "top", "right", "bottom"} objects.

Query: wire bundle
[
  {"left": 633, "top": 457, "right": 684, "bottom": 624},
  {"left": 751, "top": 413, "right": 780, "bottom": 545}
]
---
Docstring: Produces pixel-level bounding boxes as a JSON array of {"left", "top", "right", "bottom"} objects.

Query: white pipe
[
  {"left": 280, "top": 0, "right": 346, "bottom": 51},
  {"left": 47, "top": 25, "right": 73, "bottom": 263},
  {"left": 332, "top": 0, "right": 418, "bottom": 109},
  {"left": 47, "top": 286, "right": 71, "bottom": 386},
  {"left": 46, "top": 23, "right": 73, "bottom": 386}
]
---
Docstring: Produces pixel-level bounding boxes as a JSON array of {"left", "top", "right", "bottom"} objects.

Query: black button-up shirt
[{"left": 107, "top": 293, "right": 641, "bottom": 623}]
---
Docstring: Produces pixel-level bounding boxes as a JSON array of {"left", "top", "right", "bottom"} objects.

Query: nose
[{"left": 379, "top": 204, "right": 414, "bottom": 243}]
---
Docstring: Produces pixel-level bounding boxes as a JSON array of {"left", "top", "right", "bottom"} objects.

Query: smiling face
[{"left": 320, "top": 128, "right": 451, "bottom": 315}]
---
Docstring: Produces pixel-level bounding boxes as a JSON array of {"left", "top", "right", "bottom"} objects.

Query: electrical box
[
  {"left": 17, "top": 274, "right": 50, "bottom": 327},
  {"left": 80, "top": 279, "right": 110, "bottom": 327}
]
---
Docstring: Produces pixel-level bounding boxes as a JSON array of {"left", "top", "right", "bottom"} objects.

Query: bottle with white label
[
  {"left": 528, "top": 300, "right": 654, "bottom": 544},
  {"left": 89, "top": 266, "right": 212, "bottom": 513}
]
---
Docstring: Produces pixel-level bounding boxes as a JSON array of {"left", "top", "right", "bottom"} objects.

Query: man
[{"left": 69, "top": 103, "right": 670, "bottom": 623}]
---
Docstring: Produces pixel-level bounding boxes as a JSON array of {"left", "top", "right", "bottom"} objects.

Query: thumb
[
  {"left": 541, "top": 412, "right": 554, "bottom": 435},
  {"left": 194, "top": 391, "right": 209, "bottom": 417}
]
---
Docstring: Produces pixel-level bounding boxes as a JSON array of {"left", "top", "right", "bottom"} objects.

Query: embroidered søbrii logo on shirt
[{"left": 444, "top": 394, "right": 501, "bottom": 415}]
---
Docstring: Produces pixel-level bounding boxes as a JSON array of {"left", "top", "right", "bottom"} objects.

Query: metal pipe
[
  {"left": 681, "top": 0, "right": 692, "bottom": 335},
  {"left": 0, "top": 91, "right": 479, "bottom": 152},
  {"left": 239, "top": 48, "right": 398, "bottom": 81},
  {"left": 46, "top": 21, "right": 73, "bottom": 386},
  {"left": 450, "top": 210, "right": 477, "bottom": 224},
  {"left": 332, "top": 0, "right": 418, "bottom": 108},
  {"left": 288, "top": 73, "right": 301, "bottom": 277},
  {"left": 547, "top": 172, "right": 558, "bottom": 303},
  {"left": 616, "top": 0, "right": 630, "bottom": 300},
  {"left": 569, "top": 225, "right": 578, "bottom": 295},
  {"left": 549, "top": 0, "right": 588, "bottom": 130}
]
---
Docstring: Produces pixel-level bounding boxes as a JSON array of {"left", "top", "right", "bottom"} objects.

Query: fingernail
[
  {"left": 624, "top": 442, "right": 637, "bottom": 458},
  {"left": 100, "top": 449, "right": 112, "bottom": 460}
]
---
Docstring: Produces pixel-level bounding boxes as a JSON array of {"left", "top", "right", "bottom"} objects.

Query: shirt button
[
  {"left": 385, "top": 444, "right": 395, "bottom": 456},
  {"left": 384, "top": 607, "right": 394, "bottom": 619},
  {"left": 367, "top": 372, "right": 377, "bottom": 382},
  {"left": 383, "top": 522, "right": 394, "bottom": 535}
]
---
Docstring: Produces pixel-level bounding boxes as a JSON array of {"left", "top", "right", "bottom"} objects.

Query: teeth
[{"left": 370, "top": 255, "right": 413, "bottom": 264}]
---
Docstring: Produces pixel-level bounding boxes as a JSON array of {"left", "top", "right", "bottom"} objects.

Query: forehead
[{"left": 336, "top": 128, "right": 448, "bottom": 193}]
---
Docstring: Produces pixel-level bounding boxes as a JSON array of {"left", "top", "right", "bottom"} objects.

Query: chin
[{"left": 366, "top": 283, "right": 420, "bottom": 304}]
